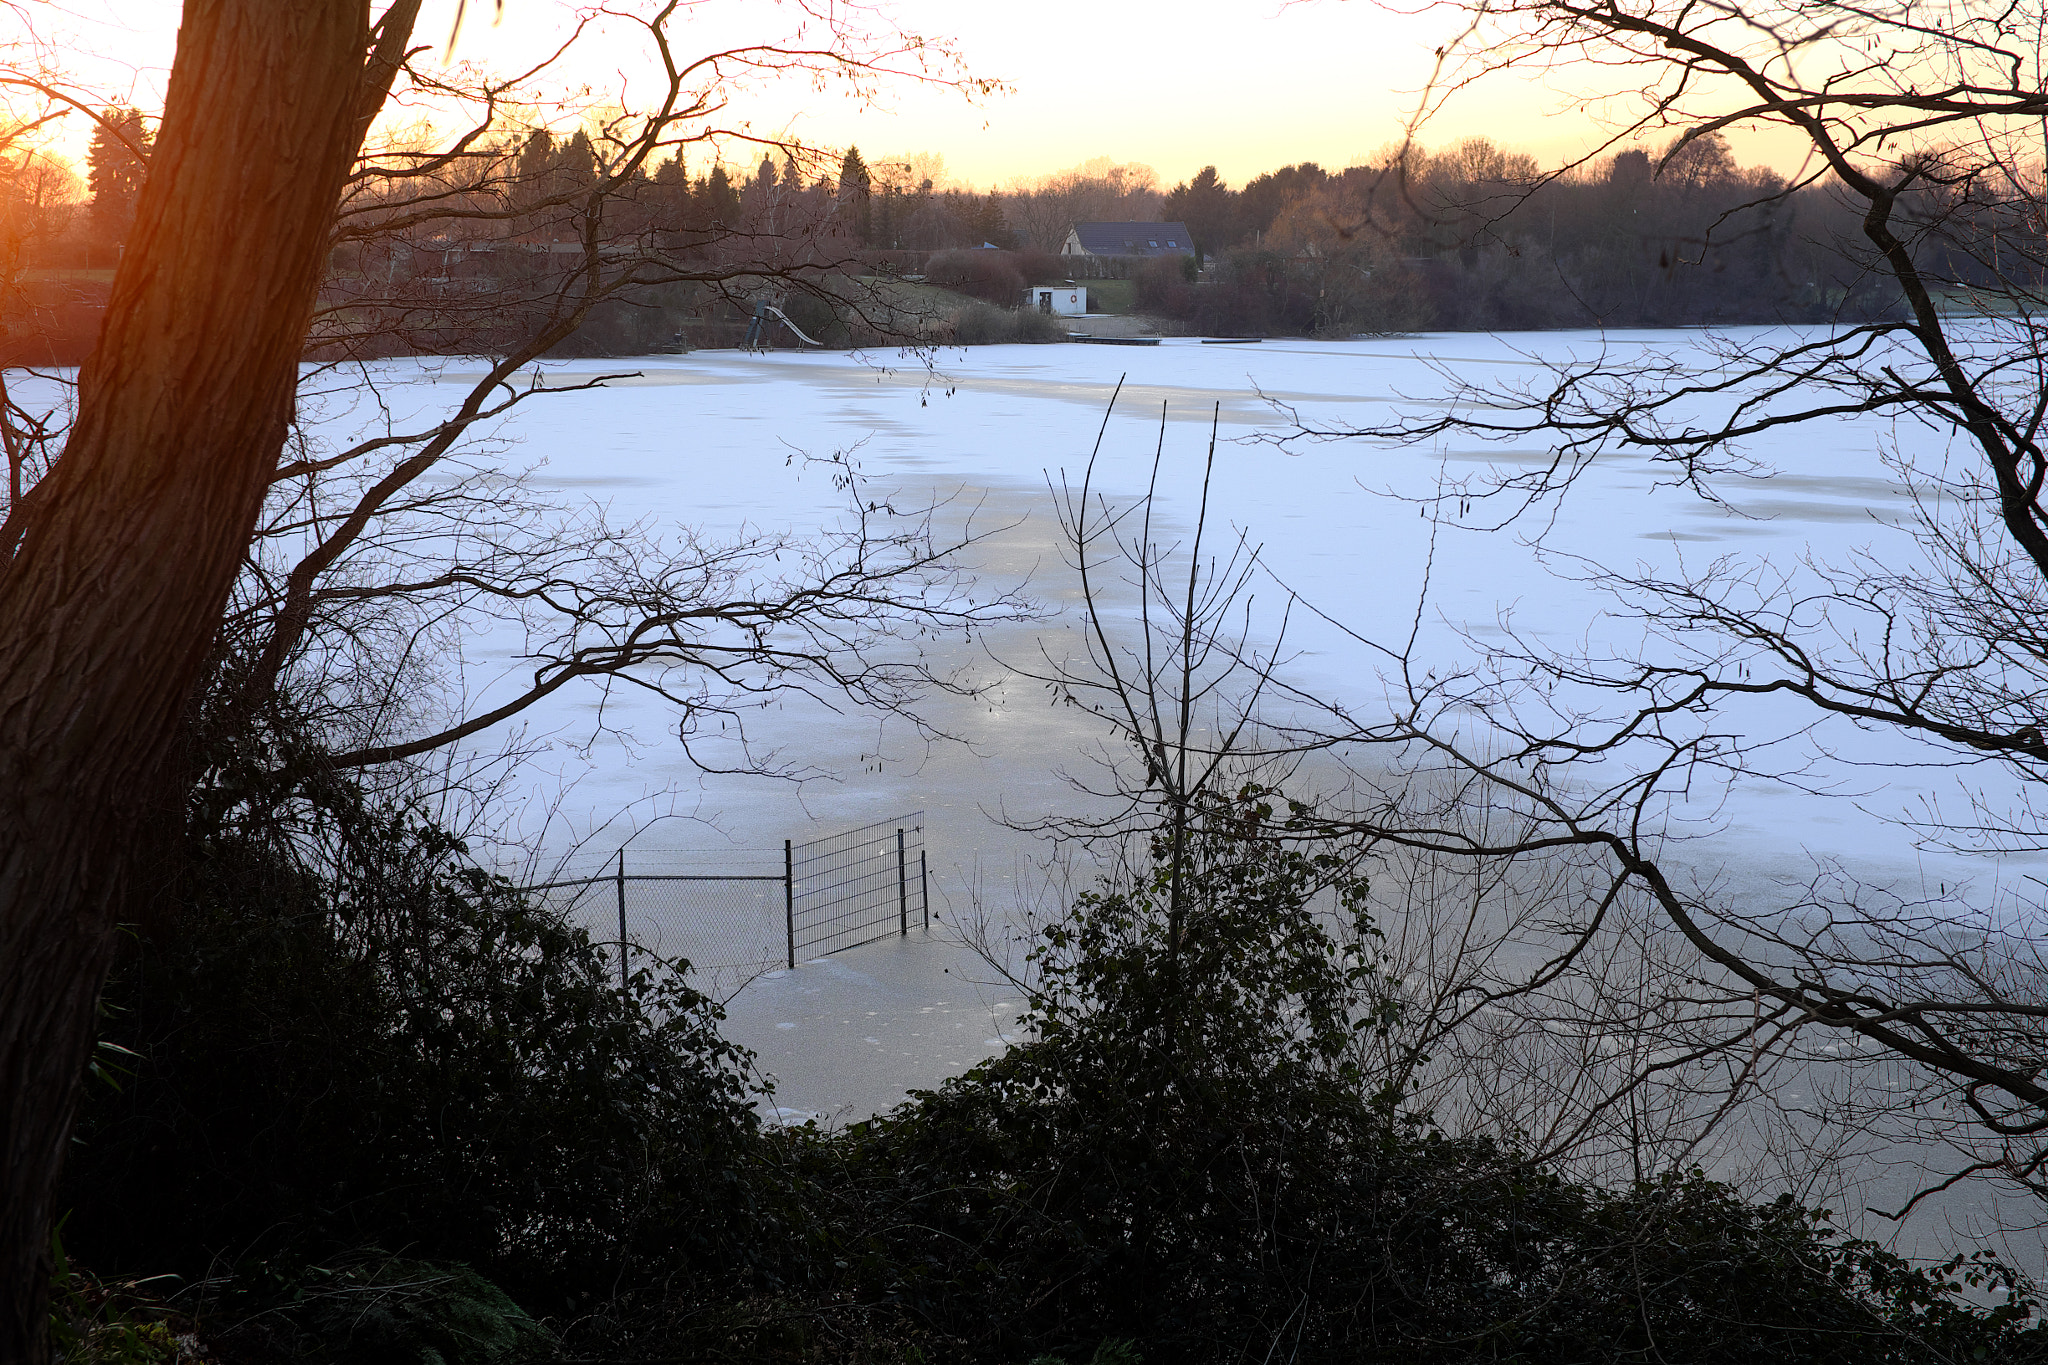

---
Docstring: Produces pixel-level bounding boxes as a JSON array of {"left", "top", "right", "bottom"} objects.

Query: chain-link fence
[
  {"left": 525, "top": 864, "right": 789, "bottom": 984},
  {"left": 515, "top": 812, "right": 929, "bottom": 984}
]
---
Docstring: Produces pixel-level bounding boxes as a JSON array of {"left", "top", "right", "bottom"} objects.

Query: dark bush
[
  {"left": 1132, "top": 254, "right": 1192, "bottom": 317},
  {"left": 779, "top": 288, "right": 853, "bottom": 347},
  {"left": 64, "top": 735, "right": 767, "bottom": 1311},
  {"left": 49, "top": 1248, "right": 558, "bottom": 1365},
  {"left": 1011, "top": 247, "right": 1068, "bottom": 285},
  {"left": 777, "top": 793, "right": 2048, "bottom": 1363},
  {"left": 59, "top": 742, "right": 2048, "bottom": 1363},
  {"left": 925, "top": 249, "right": 1026, "bottom": 305},
  {"left": 951, "top": 302, "right": 1065, "bottom": 345},
  {"left": 926, "top": 247, "right": 1080, "bottom": 303},
  {"left": 1136, "top": 249, "right": 1432, "bottom": 337},
  {"left": 211, "top": 1255, "right": 554, "bottom": 1365}
]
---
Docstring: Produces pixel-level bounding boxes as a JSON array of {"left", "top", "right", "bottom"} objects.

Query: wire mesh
[
  {"left": 790, "top": 811, "right": 927, "bottom": 959},
  {"left": 526, "top": 871, "right": 787, "bottom": 973}
]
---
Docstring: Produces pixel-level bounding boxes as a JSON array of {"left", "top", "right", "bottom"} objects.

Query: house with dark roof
[{"left": 1059, "top": 221, "right": 1195, "bottom": 259}]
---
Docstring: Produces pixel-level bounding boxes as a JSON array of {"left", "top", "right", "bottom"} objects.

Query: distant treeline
[
  {"left": 831, "top": 136, "right": 1920, "bottom": 334},
  {"left": 0, "top": 125, "right": 1945, "bottom": 351},
  {"left": 1142, "top": 136, "right": 1913, "bottom": 335}
]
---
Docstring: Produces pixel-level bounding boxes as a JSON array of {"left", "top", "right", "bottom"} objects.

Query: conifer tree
[
  {"left": 650, "top": 152, "right": 690, "bottom": 230},
  {"left": 557, "top": 130, "right": 596, "bottom": 190},
  {"left": 700, "top": 164, "right": 738, "bottom": 225},
  {"left": 967, "top": 191, "right": 1013, "bottom": 250},
  {"left": 510, "top": 128, "right": 554, "bottom": 216},
  {"left": 838, "top": 145, "right": 871, "bottom": 243},
  {"left": 1162, "top": 165, "right": 1234, "bottom": 262},
  {"left": 85, "top": 108, "right": 151, "bottom": 256}
]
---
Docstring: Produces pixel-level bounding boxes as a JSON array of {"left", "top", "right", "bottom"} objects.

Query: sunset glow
[{"left": 19, "top": 0, "right": 1813, "bottom": 193}]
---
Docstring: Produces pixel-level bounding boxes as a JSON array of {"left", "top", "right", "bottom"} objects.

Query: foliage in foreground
[
  {"left": 62, "top": 720, "right": 768, "bottom": 1317},
  {"left": 777, "top": 797, "right": 2047, "bottom": 1363},
  {"left": 55, "top": 777, "right": 2048, "bottom": 1362},
  {"left": 49, "top": 1246, "right": 553, "bottom": 1365}
]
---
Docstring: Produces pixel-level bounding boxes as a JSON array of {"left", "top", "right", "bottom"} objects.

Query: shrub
[
  {"left": 926, "top": 248, "right": 1077, "bottom": 304},
  {"left": 925, "top": 249, "right": 1026, "bottom": 305},
  {"left": 1132, "top": 254, "right": 1191, "bottom": 316},
  {"left": 778, "top": 288, "right": 853, "bottom": 347},
  {"left": 62, "top": 735, "right": 2048, "bottom": 1363},
  {"left": 951, "top": 302, "right": 1065, "bottom": 345},
  {"left": 1135, "top": 249, "right": 1433, "bottom": 337},
  {"left": 64, "top": 746, "right": 767, "bottom": 1311},
  {"left": 204, "top": 1255, "right": 555, "bottom": 1365},
  {"left": 49, "top": 1249, "right": 558, "bottom": 1365},
  {"left": 1011, "top": 248, "right": 1067, "bottom": 286},
  {"left": 785, "top": 793, "right": 2048, "bottom": 1362}
]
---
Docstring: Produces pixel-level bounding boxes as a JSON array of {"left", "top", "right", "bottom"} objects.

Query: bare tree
[
  {"left": 1014, "top": 396, "right": 1308, "bottom": 941},
  {"left": 1002, "top": 158, "right": 1164, "bottom": 252},
  {"left": 990, "top": 396, "right": 1853, "bottom": 1212},
  {"left": 1260, "top": 0, "right": 2048, "bottom": 1228},
  {"left": 0, "top": 2, "right": 997, "bottom": 1353}
]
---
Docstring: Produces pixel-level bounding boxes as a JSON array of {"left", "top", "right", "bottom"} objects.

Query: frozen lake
[
  {"left": 322, "top": 332, "right": 2012, "bottom": 894},
  {"left": 30, "top": 330, "right": 2041, "bottom": 1249},
  {"left": 281, "top": 336, "right": 2034, "bottom": 1143}
]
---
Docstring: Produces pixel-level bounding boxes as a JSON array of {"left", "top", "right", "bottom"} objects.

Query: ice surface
[
  {"left": 313, "top": 334, "right": 2017, "bottom": 891},
  {"left": 270, "top": 336, "right": 2040, "bottom": 1151},
  {"left": 26, "top": 334, "right": 2042, "bottom": 1202},
  {"left": 268, "top": 335, "right": 2031, "bottom": 1170}
]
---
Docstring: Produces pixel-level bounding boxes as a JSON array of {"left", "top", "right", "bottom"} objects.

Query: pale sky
[{"left": 17, "top": 0, "right": 1802, "bottom": 192}]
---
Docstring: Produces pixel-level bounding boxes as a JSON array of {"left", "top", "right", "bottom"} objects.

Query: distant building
[
  {"left": 1025, "top": 285, "right": 1089, "bottom": 316},
  {"left": 1058, "top": 222, "right": 1195, "bottom": 259}
]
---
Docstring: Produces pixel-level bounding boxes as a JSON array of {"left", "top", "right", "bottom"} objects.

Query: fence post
[
  {"left": 897, "top": 828, "right": 908, "bottom": 937},
  {"left": 920, "top": 845, "right": 929, "bottom": 931},
  {"left": 615, "top": 849, "right": 628, "bottom": 992},
  {"left": 784, "top": 838, "right": 795, "bottom": 969}
]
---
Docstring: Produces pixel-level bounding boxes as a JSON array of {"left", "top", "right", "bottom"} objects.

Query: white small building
[{"left": 1025, "top": 285, "right": 1089, "bottom": 316}]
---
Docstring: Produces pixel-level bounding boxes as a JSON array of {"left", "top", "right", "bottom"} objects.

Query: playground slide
[{"left": 761, "top": 305, "right": 822, "bottom": 347}]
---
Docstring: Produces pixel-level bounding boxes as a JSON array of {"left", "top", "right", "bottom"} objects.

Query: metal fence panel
[{"left": 789, "top": 811, "right": 926, "bottom": 960}]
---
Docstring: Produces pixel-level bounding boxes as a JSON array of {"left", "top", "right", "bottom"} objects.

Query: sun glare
[{"left": 10, "top": 0, "right": 1813, "bottom": 191}]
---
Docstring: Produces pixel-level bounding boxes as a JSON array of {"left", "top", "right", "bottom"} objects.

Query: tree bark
[{"left": 0, "top": 4, "right": 375, "bottom": 1357}]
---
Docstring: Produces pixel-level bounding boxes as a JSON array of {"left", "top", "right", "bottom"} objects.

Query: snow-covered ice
[
  {"left": 26, "top": 333, "right": 2037, "bottom": 1151},
  {"left": 273, "top": 333, "right": 2042, "bottom": 1148},
  {"left": 320, "top": 332, "right": 2014, "bottom": 898}
]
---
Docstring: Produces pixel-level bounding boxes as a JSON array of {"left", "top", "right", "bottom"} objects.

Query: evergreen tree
[
  {"left": 510, "top": 129, "right": 554, "bottom": 217},
  {"left": 837, "top": 146, "right": 871, "bottom": 243},
  {"left": 1163, "top": 165, "right": 1236, "bottom": 262},
  {"left": 741, "top": 153, "right": 778, "bottom": 230},
  {"left": 651, "top": 153, "right": 690, "bottom": 231},
  {"left": 86, "top": 107, "right": 151, "bottom": 255},
  {"left": 699, "top": 164, "right": 739, "bottom": 227},
  {"left": 837, "top": 146, "right": 870, "bottom": 198},
  {"left": 556, "top": 130, "right": 597, "bottom": 193},
  {"left": 1237, "top": 162, "right": 1327, "bottom": 243},
  {"left": 965, "top": 192, "right": 1014, "bottom": 250},
  {"left": 514, "top": 128, "right": 554, "bottom": 182}
]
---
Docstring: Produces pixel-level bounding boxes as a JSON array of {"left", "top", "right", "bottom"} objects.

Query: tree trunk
[{"left": 0, "top": 4, "right": 372, "bottom": 1357}]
